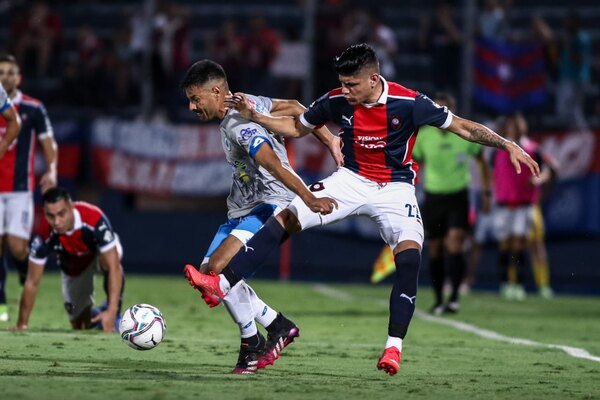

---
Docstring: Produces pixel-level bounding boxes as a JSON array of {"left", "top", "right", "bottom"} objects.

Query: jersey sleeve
[
  {"left": 254, "top": 95, "right": 273, "bottom": 114},
  {"left": 0, "top": 83, "right": 11, "bottom": 113},
  {"left": 33, "top": 102, "right": 54, "bottom": 140},
  {"left": 299, "top": 92, "right": 331, "bottom": 129},
  {"left": 413, "top": 93, "right": 453, "bottom": 129},
  {"left": 230, "top": 118, "right": 274, "bottom": 159},
  {"left": 29, "top": 221, "right": 52, "bottom": 265},
  {"left": 93, "top": 214, "right": 118, "bottom": 253}
]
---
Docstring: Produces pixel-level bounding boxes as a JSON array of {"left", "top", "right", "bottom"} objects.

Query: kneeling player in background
[{"left": 13, "top": 187, "right": 124, "bottom": 332}]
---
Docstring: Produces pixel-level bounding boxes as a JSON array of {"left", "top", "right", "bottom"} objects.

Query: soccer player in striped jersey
[
  {"left": 14, "top": 188, "right": 124, "bottom": 332},
  {"left": 0, "top": 54, "right": 57, "bottom": 322},
  {"left": 0, "top": 80, "right": 22, "bottom": 321},
  {"left": 181, "top": 60, "right": 340, "bottom": 374},
  {"left": 186, "top": 43, "right": 539, "bottom": 376}
]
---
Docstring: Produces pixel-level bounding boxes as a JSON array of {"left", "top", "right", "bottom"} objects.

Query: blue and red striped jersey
[
  {"left": 0, "top": 90, "right": 54, "bottom": 193},
  {"left": 300, "top": 77, "right": 452, "bottom": 184},
  {"left": 29, "top": 202, "right": 118, "bottom": 277}
]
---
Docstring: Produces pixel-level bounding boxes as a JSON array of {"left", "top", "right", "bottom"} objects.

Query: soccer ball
[{"left": 119, "top": 304, "right": 166, "bottom": 350}]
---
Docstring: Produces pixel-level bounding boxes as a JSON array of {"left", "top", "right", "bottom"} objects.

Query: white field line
[{"left": 312, "top": 284, "right": 600, "bottom": 363}]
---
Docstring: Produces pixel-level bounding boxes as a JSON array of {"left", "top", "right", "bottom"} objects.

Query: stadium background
[{"left": 1, "top": 0, "right": 599, "bottom": 294}]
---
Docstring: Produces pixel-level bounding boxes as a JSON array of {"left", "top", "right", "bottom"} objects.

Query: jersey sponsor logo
[
  {"left": 240, "top": 128, "right": 258, "bottom": 141},
  {"left": 341, "top": 115, "right": 354, "bottom": 126},
  {"left": 355, "top": 135, "right": 385, "bottom": 149}
]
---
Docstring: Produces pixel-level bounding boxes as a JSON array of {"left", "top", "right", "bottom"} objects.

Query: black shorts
[{"left": 423, "top": 189, "right": 470, "bottom": 240}]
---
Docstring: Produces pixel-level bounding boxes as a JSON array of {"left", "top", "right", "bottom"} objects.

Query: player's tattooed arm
[{"left": 448, "top": 115, "right": 540, "bottom": 177}]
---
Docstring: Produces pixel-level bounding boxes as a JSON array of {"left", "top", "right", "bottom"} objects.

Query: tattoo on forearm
[{"left": 467, "top": 124, "right": 506, "bottom": 148}]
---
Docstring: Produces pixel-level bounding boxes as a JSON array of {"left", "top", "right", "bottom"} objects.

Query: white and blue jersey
[
  {"left": 204, "top": 94, "right": 295, "bottom": 260},
  {"left": 219, "top": 94, "right": 295, "bottom": 219}
]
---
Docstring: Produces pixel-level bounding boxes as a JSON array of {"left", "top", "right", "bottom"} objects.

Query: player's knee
[
  {"left": 7, "top": 237, "right": 28, "bottom": 261},
  {"left": 276, "top": 209, "right": 301, "bottom": 233}
]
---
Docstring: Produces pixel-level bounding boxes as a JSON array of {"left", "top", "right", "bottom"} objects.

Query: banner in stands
[{"left": 90, "top": 118, "right": 600, "bottom": 234}]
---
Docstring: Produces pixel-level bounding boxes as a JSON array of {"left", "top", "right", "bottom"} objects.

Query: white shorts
[
  {"left": 62, "top": 259, "right": 97, "bottom": 321},
  {"left": 0, "top": 191, "right": 33, "bottom": 239},
  {"left": 474, "top": 210, "right": 497, "bottom": 244},
  {"left": 289, "top": 167, "right": 424, "bottom": 248},
  {"left": 493, "top": 205, "right": 534, "bottom": 241},
  {"left": 61, "top": 237, "right": 123, "bottom": 321}
]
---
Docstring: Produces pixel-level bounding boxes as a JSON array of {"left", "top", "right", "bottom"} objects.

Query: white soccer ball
[{"left": 119, "top": 304, "right": 166, "bottom": 350}]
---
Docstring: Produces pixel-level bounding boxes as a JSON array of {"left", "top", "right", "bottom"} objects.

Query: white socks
[
  {"left": 222, "top": 281, "right": 256, "bottom": 338},
  {"left": 221, "top": 280, "right": 277, "bottom": 338},
  {"left": 245, "top": 282, "right": 277, "bottom": 327},
  {"left": 385, "top": 336, "right": 403, "bottom": 352}
]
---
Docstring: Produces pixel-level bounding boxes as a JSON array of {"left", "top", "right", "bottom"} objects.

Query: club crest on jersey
[{"left": 391, "top": 116, "right": 401, "bottom": 129}]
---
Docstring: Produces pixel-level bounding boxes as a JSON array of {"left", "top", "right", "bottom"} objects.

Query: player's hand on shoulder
[
  {"left": 306, "top": 196, "right": 338, "bottom": 215},
  {"left": 225, "top": 92, "right": 254, "bottom": 120}
]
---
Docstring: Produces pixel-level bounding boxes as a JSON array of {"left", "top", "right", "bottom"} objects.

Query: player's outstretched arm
[
  {"left": 0, "top": 105, "right": 21, "bottom": 160},
  {"left": 226, "top": 92, "right": 312, "bottom": 138},
  {"left": 94, "top": 247, "right": 123, "bottom": 333},
  {"left": 13, "top": 262, "right": 45, "bottom": 331},
  {"left": 447, "top": 115, "right": 540, "bottom": 177},
  {"left": 254, "top": 144, "right": 338, "bottom": 215}
]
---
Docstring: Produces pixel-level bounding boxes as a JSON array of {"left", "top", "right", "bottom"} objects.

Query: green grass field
[{"left": 1, "top": 273, "right": 599, "bottom": 400}]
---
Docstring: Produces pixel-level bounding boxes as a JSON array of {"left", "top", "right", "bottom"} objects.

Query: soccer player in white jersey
[
  {"left": 181, "top": 60, "right": 340, "bottom": 374},
  {"left": 186, "top": 44, "right": 540, "bottom": 376}
]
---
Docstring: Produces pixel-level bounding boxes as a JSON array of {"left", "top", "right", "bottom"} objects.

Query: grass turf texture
[{"left": 1, "top": 273, "right": 599, "bottom": 400}]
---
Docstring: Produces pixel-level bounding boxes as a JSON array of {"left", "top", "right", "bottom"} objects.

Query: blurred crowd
[{"left": 0, "top": 0, "right": 597, "bottom": 127}]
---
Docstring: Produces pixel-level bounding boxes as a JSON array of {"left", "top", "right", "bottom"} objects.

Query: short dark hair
[
  {"left": 180, "top": 59, "right": 227, "bottom": 89},
  {"left": 334, "top": 43, "right": 379, "bottom": 76},
  {"left": 42, "top": 187, "right": 72, "bottom": 204},
  {"left": 0, "top": 54, "right": 18, "bottom": 65}
]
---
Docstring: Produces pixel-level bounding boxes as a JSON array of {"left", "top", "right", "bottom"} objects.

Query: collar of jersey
[{"left": 361, "top": 75, "right": 388, "bottom": 108}]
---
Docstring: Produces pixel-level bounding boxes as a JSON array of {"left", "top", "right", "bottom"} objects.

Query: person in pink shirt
[{"left": 493, "top": 114, "right": 551, "bottom": 300}]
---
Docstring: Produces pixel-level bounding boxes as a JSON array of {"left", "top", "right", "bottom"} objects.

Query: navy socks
[
  {"left": 222, "top": 217, "right": 289, "bottom": 286},
  {"left": 388, "top": 248, "right": 421, "bottom": 339}
]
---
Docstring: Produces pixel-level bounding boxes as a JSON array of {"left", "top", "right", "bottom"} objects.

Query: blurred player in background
[
  {"left": 0, "top": 80, "right": 22, "bottom": 321},
  {"left": 507, "top": 112, "right": 558, "bottom": 299},
  {"left": 186, "top": 44, "right": 539, "bottom": 376},
  {"left": 181, "top": 60, "right": 341, "bottom": 374},
  {"left": 411, "top": 92, "right": 491, "bottom": 315},
  {"left": 0, "top": 54, "right": 57, "bottom": 322},
  {"left": 493, "top": 114, "right": 555, "bottom": 300},
  {"left": 14, "top": 187, "right": 124, "bottom": 332}
]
